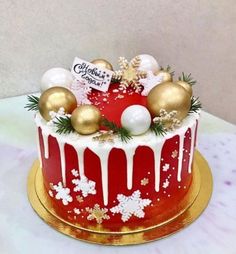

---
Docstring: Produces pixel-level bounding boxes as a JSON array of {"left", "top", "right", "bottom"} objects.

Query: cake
[{"left": 26, "top": 55, "right": 201, "bottom": 233}]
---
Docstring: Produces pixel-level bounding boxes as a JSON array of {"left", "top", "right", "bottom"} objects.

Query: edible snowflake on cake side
[
  {"left": 110, "top": 190, "right": 151, "bottom": 222},
  {"left": 72, "top": 175, "right": 96, "bottom": 197},
  {"left": 53, "top": 182, "right": 73, "bottom": 205}
]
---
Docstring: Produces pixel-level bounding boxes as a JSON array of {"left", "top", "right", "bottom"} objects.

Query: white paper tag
[{"left": 71, "top": 57, "right": 113, "bottom": 92}]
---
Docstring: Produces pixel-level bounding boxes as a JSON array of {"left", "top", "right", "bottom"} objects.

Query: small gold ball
[
  {"left": 39, "top": 87, "right": 77, "bottom": 121},
  {"left": 157, "top": 70, "right": 172, "bottom": 82},
  {"left": 147, "top": 82, "right": 191, "bottom": 121},
  {"left": 91, "top": 59, "right": 113, "bottom": 71},
  {"left": 175, "top": 81, "right": 193, "bottom": 97},
  {"left": 71, "top": 105, "right": 102, "bottom": 135}
]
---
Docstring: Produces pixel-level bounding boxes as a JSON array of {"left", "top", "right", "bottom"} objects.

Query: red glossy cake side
[{"left": 36, "top": 112, "right": 199, "bottom": 231}]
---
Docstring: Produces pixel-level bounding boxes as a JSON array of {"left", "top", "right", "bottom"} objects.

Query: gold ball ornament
[
  {"left": 91, "top": 59, "right": 114, "bottom": 71},
  {"left": 175, "top": 81, "right": 193, "bottom": 97},
  {"left": 157, "top": 70, "right": 172, "bottom": 83},
  {"left": 147, "top": 82, "right": 191, "bottom": 121},
  {"left": 39, "top": 87, "right": 77, "bottom": 121},
  {"left": 71, "top": 105, "right": 102, "bottom": 135}
]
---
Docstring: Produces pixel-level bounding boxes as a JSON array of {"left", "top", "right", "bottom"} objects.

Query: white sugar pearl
[
  {"left": 134, "top": 54, "right": 160, "bottom": 73},
  {"left": 121, "top": 105, "right": 151, "bottom": 135},
  {"left": 41, "top": 68, "right": 74, "bottom": 91}
]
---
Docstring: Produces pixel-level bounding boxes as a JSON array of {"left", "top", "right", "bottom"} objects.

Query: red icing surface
[
  {"left": 38, "top": 124, "right": 196, "bottom": 230},
  {"left": 88, "top": 82, "right": 147, "bottom": 126}
]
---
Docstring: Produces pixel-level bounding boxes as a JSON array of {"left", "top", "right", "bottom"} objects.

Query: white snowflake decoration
[
  {"left": 162, "top": 163, "right": 170, "bottom": 172},
  {"left": 53, "top": 182, "right": 73, "bottom": 205},
  {"left": 73, "top": 208, "right": 81, "bottom": 215},
  {"left": 71, "top": 169, "right": 79, "bottom": 177},
  {"left": 163, "top": 179, "right": 170, "bottom": 189},
  {"left": 72, "top": 175, "right": 96, "bottom": 197},
  {"left": 110, "top": 190, "right": 151, "bottom": 222},
  {"left": 69, "top": 80, "right": 91, "bottom": 105},
  {"left": 139, "top": 71, "right": 163, "bottom": 96}
]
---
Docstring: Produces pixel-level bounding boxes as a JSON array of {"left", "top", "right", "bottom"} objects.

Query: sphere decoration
[
  {"left": 41, "top": 68, "right": 74, "bottom": 91},
  {"left": 121, "top": 105, "right": 151, "bottom": 135},
  {"left": 133, "top": 54, "right": 160, "bottom": 74},
  {"left": 39, "top": 87, "right": 77, "bottom": 121},
  {"left": 147, "top": 82, "right": 191, "bottom": 121},
  {"left": 175, "top": 81, "right": 193, "bottom": 97},
  {"left": 71, "top": 105, "right": 102, "bottom": 135},
  {"left": 157, "top": 70, "right": 172, "bottom": 83},
  {"left": 91, "top": 59, "right": 114, "bottom": 71}
]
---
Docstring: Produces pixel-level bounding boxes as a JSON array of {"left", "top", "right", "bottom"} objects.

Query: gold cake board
[{"left": 27, "top": 150, "right": 213, "bottom": 245}]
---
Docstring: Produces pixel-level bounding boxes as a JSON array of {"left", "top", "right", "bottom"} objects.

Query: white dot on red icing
[
  {"left": 184, "top": 159, "right": 186, "bottom": 162},
  {"left": 168, "top": 194, "right": 171, "bottom": 197},
  {"left": 176, "top": 142, "right": 178, "bottom": 144},
  {"left": 161, "top": 158, "right": 164, "bottom": 161},
  {"left": 82, "top": 216, "right": 84, "bottom": 218},
  {"left": 184, "top": 186, "right": 186, "bottom": 189},
  {"left": 148, "top": 172, "right": 151, "bottom": 175},
  {"left": 178, "top": 186, "right": 181, "bottom": 189},
  {"left": 151, "top": 204, "right": 153, "bottom": 206},
  {"left": 163, "top": 191, "right": 166, "bottom": 194},
  {"left": 157, "top": 198, "right": 160, "bottom": 201},
  {"left": 172, "top": 167, "right": 175, "bottom": 169},
  {"left": 113, "top": 200, "right": 116, "bottom": 203},
  {"left": 146, "top": 193, "right": 149, "bottom": 195}
]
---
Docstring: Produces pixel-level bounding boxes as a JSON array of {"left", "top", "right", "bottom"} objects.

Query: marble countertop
[{"left": 0, "top": 95, "right": 236, "bottom": 254}]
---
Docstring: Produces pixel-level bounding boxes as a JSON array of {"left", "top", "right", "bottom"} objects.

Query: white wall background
[{"left": 0, "top": 0, "right": 236, "bottom": 123}]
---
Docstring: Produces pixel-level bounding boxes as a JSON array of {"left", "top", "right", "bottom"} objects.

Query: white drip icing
[
  {"left": 41, "top": 131, "right": 49, "bottom": 159},
  {"left": 36, "top": 130, "right": 42, "bottom": 167},
  {"left": 35, "top": 112, "right": 200, "bottom": 206},
  {"left": 123, "top": 147, "right": 136, "bottom": 190},
  {"left": 177, "top": 133, "right": 185, "bottom": 182},
  {"left": 58, "top": 142, "right": 66, "bottom": 186},
  {"left": 188, "top": 121, "right": 197, "bottom": 173},
  {"left": 149, "top": 141, "right": 165, "bottom": 192},
  {"left": 76, "top": 148, "right": 85, "bottom": 176}
]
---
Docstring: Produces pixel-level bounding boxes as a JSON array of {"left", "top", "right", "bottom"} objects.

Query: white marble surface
[{"left": 0, "top": 95, "right": 236, "bottom": 253}]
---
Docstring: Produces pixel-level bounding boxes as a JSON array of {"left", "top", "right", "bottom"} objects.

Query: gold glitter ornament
[
  {"left": 71, "top": 105, "right": 102, "bottom": 135},
  {"left": 91, "top": 59, "right": 114, "bottom": 71},
  {"left": 147, "top": 82, "right": 191, "bottom": 121},
  {"left": 39, "top": 87, "right": 77, "bottom": 121},
  {"left": 175, "top": 81, "right": 193, "bottom": 97}
]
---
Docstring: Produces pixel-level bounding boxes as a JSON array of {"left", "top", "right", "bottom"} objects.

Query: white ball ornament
[
  {"left": 41, "top": 67, "right": 74, "bottom": 91},
  {"left": 134, "top": 54, "right": 160, "bottom": 74},
  {"left": 121, "top": 105, "right": 151, "bottom": 135}
]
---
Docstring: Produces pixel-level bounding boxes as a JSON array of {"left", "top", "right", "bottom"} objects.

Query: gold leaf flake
[
  {"left": 141, "top": 178, "right": 149, "bottom": 186},
  {"left": 93, "top": 130, "right": 116, "bottom": 143}
]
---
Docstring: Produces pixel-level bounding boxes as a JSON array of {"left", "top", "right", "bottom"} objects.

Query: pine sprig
[
  {"left": 160, "top": 65, "right": 175, "bottom": 77},
  {"left": 54, "top": 116, "right": 75, "bottom": 134},
  {"left": 178, "top": 72, "right": 196, "bottom": 86},
  {"left": 150, "top": 122, "right": 167, "bottom": 136},
  {"left": 101, "top": 118, "right": 132, "bottom": 143},
  {"left": 24, "top": 95, "right": 39, "bottom": 111},
  {"left": 189, "top": 97, "right": 202, "bottom": 114}
]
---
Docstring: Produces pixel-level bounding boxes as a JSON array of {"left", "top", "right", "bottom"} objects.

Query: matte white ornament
[
  {"left": 134, "top": 54, "right": 160, "bottom": 74},
  {"left": 41, "top": 68, "right": 74, "bottom": 91},
  {"left": 121, "top": 105, "right": 151, "bottom": 135}
]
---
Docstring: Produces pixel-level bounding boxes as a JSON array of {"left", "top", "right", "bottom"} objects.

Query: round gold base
[{"left": 27, "top": 150, "right": 213, "bottom": 245}]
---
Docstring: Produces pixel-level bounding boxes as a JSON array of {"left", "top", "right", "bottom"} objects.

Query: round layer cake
[{"left": 35, "top": 82, "right": 199, "bottom": 232}]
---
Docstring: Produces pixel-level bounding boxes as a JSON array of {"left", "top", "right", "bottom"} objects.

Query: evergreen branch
[
  {"left": 178, "top": 72, "right": 196, "bottom": 86},
  {"left": 189, "top": 97, "right": 202, "bottom": 114},
  {"left": 24, "top": 95, "right": 39, "bottom": 111},
  {"left": 150, "top": 122, "right": 167, "bottom": 136},
  {"left": 101, "top": 118, "right": 132, "bottom": 143},
  {"left": 53, "top": 116, "right": 75, "bottom": 134},
  {"left": 160, "top": 65, "right": 175, "bottom": 77}
]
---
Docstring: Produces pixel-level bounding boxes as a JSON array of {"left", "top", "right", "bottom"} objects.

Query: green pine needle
[
  {"left": 24, "top": 95, "right": 39, "bottom": 111},
  {"left": 101, "top": 118, "right": 132, "bottom": 143},
  {"left": 54, "top": 116, "right": 75, "bottom": 134},
  {"left": 178, "top": 72, "right": 196, "bottom": 86},
  {"left": 189, "top": 97, "right": 202, "bottom": 114},
  {"left": 150, "top": 122, "right": 167, "bottom": 136},
  {"left": 160, "top": 65, "right": 175, "bottom": 77}
]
